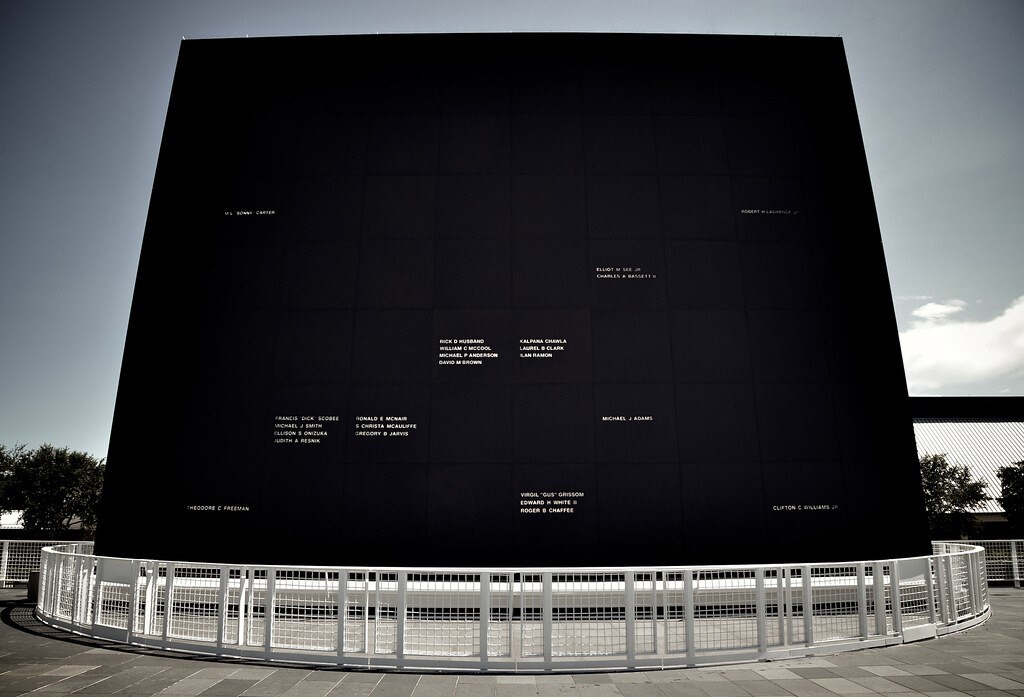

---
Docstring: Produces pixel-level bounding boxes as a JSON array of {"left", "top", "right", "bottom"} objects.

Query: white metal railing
[
  {"left": 950, "top": 540, "right": 1023, "bottom": 585},
  {"left": 34, "top": 543, "right": 990, "bottom": 672},
  {"left": 0, "top": 539, "right": 78, "bottom": 587}
]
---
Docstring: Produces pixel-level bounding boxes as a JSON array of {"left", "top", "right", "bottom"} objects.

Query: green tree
[
  {"left": 997, "top": 460, "right": 1024, "bottom": 537},
  {"left": 919, "top": 453, "right": 991, "bottom": 539},
  {"left": 0, "top": 443, "right": 105, "bottom": 535}
]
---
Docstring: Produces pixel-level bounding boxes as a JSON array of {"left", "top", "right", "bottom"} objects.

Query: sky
[{"left": 1, "top": 0, "right": 1022, "bottom": 459}]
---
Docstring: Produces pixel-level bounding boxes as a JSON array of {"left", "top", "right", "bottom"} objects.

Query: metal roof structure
[{"left": 913, "top": 419, "right": 1024, "bottom": 514}]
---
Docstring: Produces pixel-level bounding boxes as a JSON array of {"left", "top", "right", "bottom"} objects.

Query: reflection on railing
[{"left": 34, "top": 543, "right": 990, "bottom": 672}]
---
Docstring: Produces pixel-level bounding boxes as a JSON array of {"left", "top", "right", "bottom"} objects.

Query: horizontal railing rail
[{"left": 34, "top": 543, "right": 991, "bottom": 672}]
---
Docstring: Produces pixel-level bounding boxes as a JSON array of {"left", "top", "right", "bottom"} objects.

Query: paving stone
[
  {"left": 773, "top": 683, "right": 835, "bottom": 697},
  {"left": 157, "top": 678, "right": 225, "bottom": 695},
  {"left": 41, "top": 665, "right": 101, "bottom": 677},
  {"left": 849, "top": 677, "right": 910, "bottom": 693},
  {"left": 886, "top": 677, "right": 951, "bottom": 692},
  {"left": 704, "top": 682, "right": 756, "bottom": 697},
  {"left": 862, "top": 667, "right": 912, "bottom": 678},
  {"left": 822, "top": 670, "right": 872, "bottom": 680},
  {"left": 959, "top": 674, "right": 1024, "bottom": 690},
  {"left": 753, "top": 671, "right": 802, "bottom": 682},
  {"left": 610, "top": 674, "right": 653, "bottom": 685},
  {"left": 738, "top": 682, "right": 793, "bottom": 697},
  {"left": 198, "top": 679, "right": 261, "bottom": 696},
  {"left": 924, "top": 676, "right": 992, "bottom": 692},
  {"left": 536, "top": 685, "right": 579, "bottom": 697},
  {"left": 495, "top": 684, "right": 539, "bottom": 697},
  {"left": 718, "top": 672, "right": 764, "bottom": 683},
  {"left": 454, "top": 683, "right": 496, "bottom": 697},
  {"left": 412, "top": 676, "right": 458, "bottom": 697},
  {"left": 332, "top": 683, "right": 382, "bottom": 697},
  {"left": 644, "top": 673, "right": 693, "bottom": 685},
  {"left": 240, "top": 671, "right": 314, "bottom": 696},
  {"left": 808, "top": 678, "right": 874, "bottom": 695},
  {"left": 790, "top": 671, "right": 835, "bottom": 680},
  {"left": 31, "top": 673, "right": 114, "bottom": 693},
  {"left": 342, "top": 674, "right": 386, "bottom": 684},
  {"left": 288, "top": 679, "right": 346, "bottom": 697},
  {"left": 575, "top": 685, "right": 622, "bottom": 697},
  {"left": 684, "top": 674, "right": 728, "bottom": 683},
  {"left": 650, "top": 684, "right": 704, "bottom": 697}
]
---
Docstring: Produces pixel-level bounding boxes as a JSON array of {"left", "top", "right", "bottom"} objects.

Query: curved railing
[{"left": 35, "top": 543, "right": 989, "bottom": 672}]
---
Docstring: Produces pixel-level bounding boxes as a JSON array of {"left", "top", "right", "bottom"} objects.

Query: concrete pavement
[{"left": 1, "top": 588, "right": 1022, "bottom": 697}]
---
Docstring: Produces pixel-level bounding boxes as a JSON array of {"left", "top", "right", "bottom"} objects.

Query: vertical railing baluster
[
  {"left": 479, "top": 572, "right": 489, "bottom": 669},
  {"left": 542, "top": 571, "right": 553, "bottom": 671},
  {"left": 396, "top": 571, "right": 406, "bottom": 666},
  {"left": 684, "top": 570, "right": 695, "bottom": 663},
  {"left": 337, "top": 569, "right": 347, "bottom": 660},
  {"left": 890, "top": 561, "right": 902, "bottom": 636},
  {"left": 163, "top": 562, "right": 175, "bottom": 643},
  {"left": 856, "top": 562, "right": 867, "bottom": 638},
  {"left": 755, "top": 568, "right": 766, "bottom": 654},
  {"left": 802, "top": 566, "right": 813, "bottom": 646},
  {"left": 264, "top": 568, "right": 276, "bottom": 656},
  {"left": 873, "top": 562, "right": 886, "bottom": 635},
  {"left": 624, "top": 571, "right": 636, "bottom": 667}
]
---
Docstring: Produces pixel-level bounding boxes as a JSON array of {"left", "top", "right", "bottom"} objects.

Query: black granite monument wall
[{"left": 97, "top": 33, "right": 930, "bottom": 566}]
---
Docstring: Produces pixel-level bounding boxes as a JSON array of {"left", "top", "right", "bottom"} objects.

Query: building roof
[
  {"left": 913, "top": 419, "right": 1024, "bottom": 514},
  {"left": 0, "top": 511, "right": 22, "bottom": 529}
]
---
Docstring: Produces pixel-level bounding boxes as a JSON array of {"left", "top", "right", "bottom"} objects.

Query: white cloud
[
  {"left": 910, "top": 298, "right": 967, "bottom": 322},
  {"left": 900, "top": 296, "right": 1024, "bottom": 392}
]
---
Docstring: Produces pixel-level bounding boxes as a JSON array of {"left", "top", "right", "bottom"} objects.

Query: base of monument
[{"left": 34, "top": 543, "right": 989, "bottom": 673}]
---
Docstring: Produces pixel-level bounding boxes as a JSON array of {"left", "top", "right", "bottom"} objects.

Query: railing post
[
  {"left": 650, "top": 572, "right": 658, "bottom": 655},
  {"left": 624, "top": 571, "right": 636, "bottom": 667},
  {"left": 945, "top": 556, "right": 958, "bottom": 620},
  {"left": 542, "top": 572, "right": 553, "bottom": 670},
  {"left": 143, "top": 562, "right": 156, "bottom": 636},
  {"left": 755, "top": 568, "right": 766, "bottom": 654},
  {"left": 264, "top": 568, "right": 276, "bottom": 656},
  {"left": 216, "top": 565, "right": 229, "bottom": 649},
  {"left": 0, "top": 540, "right": 10, "bottom": 588},
  {"left": 684, "top": 570, "right": 695, "bottom": 662},
  {"left": 92, "top": 557, "right": 105, "bottom": 634},
  {"left": 163, "top": 562, "right": 175, "bottom": 643},
  {"left": 237, "top": 567, "right": 250, "bottom": 647},
  {"left": 856, "top": 562, "right": 867, "bottom": 638},
  {"left": 479, "top": 572, "right": 489, "bottom": 669},
  {"left": 924, "top": 557, "right": 937, "bottom": 624},
  {"left": 365, "top": 573, "right": 372, "bottom": 655},
  {"left": 337, "top": 569, "right": 347, "bottom": 659},
  {"left": 967, "top": 552, "right": 980, "bottom": 614},
  {"left": 777, "top": 569, "right": 786, "bottom": 646},
  {"left": 126, "top": 561, "right": 141, "bottom": 642},
  {"left": 396, "top": 572, "right": 406, "bottom": 665},
  {"left": 890, "top": 561, "right": 902, "bottom": 636},
  {"left": 70, "top": 554, "right": 84, "bottom": 625},
  {"left": 873, "top": 562, "right": 886, "bottom": 635},
  {"left": 934, "top": 554, "right": 948, "bottom": 624},
  {"left": 802, "top": 566, "right": 813, "bottom": 646},
  {"left": 1012, "top": 541, "right": 1022, "bottom": 587}
]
